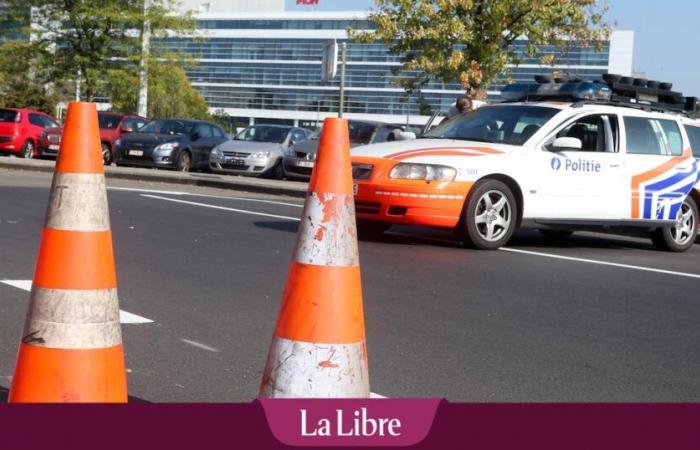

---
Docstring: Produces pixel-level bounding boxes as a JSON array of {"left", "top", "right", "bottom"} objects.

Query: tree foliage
[
  {"left": 2, "top": 0, "right": 195, "bottom": 101},
  {"left": 0, "top": 40, "right": 61, "bottom": 113},
  {"left": 105, "top": 61, "right": 210, "bottom": 120},
  {"left": 352, "top": 0, "right": 610, "bottom": 98}
]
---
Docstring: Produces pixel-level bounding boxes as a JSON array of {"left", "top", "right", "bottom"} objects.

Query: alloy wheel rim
[
  {"left": 670, "top": 202, "right": 695, "bottom": 246},
  {"left": 474, "top": 190, "right": 511, "bottom": 242},
  {"left": 23, "top": 142, "right": 34, "bottom": 158}
]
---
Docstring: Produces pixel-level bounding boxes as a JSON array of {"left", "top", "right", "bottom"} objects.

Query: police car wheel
[
  {"left": 651, "top": 199, "right": 698, "bottom": 252},
  {"left": 462, "top": 179, "right": 518, "bottom": 250}
]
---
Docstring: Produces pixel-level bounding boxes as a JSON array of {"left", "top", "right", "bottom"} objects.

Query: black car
[{"left": 114, "top": 119, "right": 228, "bottom": 172}]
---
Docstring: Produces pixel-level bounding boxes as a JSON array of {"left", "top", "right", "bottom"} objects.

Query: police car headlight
[{"left": 389, "top": 163, "right": 457, "bottom": 181}]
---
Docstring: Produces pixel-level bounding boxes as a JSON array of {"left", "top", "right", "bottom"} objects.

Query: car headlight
[
  {"left": 285, "top": 147, "right": 296, "bottom": 157},
  {"left": 250, "top": 151, "right": 270, "bottom": 158},
  {"left": 115, "top": 139, "right": 121, "bottom": 148},
  {"left": 211, "top": 146, "right": 223, "bottom": 157},
  {"left": 156, "top": 142, "right": 179, "bottom": 151},
  {"left": 389, "top": 163, "right": 457, "bottom": 181}
]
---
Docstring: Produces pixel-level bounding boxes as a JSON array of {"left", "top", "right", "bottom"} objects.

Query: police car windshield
[{"left": 424, "top": 105, "right": 558, "bottom": 145}]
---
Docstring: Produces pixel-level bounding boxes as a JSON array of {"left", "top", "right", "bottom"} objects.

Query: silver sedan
[{"left": 210, "top": 125, "right": 311, "bottom": 178}]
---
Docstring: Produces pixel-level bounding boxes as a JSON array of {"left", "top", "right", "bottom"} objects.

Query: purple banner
[{"left": 0, "top": 402, "right": 699, "bottom": 449}]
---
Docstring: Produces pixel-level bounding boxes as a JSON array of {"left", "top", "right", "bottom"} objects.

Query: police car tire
[
  {"left": 650, "top": 199, "right": 698, "bottom": 252},
  {"left": 461, "top": 179, "right": 518, "bottom": 250}
]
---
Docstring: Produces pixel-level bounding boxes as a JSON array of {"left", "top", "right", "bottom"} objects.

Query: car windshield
[
  {"left": 0, "top": 109, "right": 18, "bottom": 122},
  {"left": 139, "top": 120, "right": 194, "bottom": 135},
  {"left": 308, "top": 129, "right": 322, "bottom": 140},
  {"left": 235, "top": 125, "right": 290, "bottom": 144},
  {"left": 98, "top": 114, "right": 121, "bottom": 129},
  {"left": 424, "top": 105, "right": 559, "bottom": 146}
]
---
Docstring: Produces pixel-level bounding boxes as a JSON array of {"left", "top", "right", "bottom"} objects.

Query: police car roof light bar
[{"left": 500, "top": 73, "right": 698, "bottom": 116}]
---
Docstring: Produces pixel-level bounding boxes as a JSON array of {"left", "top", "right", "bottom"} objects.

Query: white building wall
[
  {"left": 178, "top": 0, "right": 285, "bottom": 14},
  {"left": 608, "top": 30, "right": 635, "bottom": 76}
]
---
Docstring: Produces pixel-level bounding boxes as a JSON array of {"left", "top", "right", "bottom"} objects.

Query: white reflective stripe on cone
[
  {"left": 22, "top": 287, "right": 122, "bottom": 349},
  {"left": 260, "top": 336, "right": 369, "bottom": 398},
  {"left": 45, "top": 173, "right": 110, "bottom": 232},
  {"left": 293, "top": 192, "right": 359, "bottom": 267}
]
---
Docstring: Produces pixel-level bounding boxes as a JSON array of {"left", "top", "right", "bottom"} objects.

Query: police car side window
[
  {"left": 550, "top": 114, "right": 616, "bottom": 152},
  {"left": 624, "top": 117, "right": 682, "bottom": 156},
  {"left": 684, "top": 125, "right": 700, "bottom": 158}
]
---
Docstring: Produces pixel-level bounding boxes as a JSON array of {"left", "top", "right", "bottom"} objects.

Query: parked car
[
  {"left": 114, "top": 119, "right": 228, "bottom": 172},
  {"left": 0, "top": 108, "right": 61, "bottom": 159},
  {"left": 98, "top": 112, "right": 148, "bottom": 165},
  {"left": 351, "top": 76, "right": 700, "bottom": 252},
  {"left": 38, "top": 126, "right": 63, "bottom": 159},
  {"left": 282, "top": 120, "right": 410, "bottom": 180},
  {"left": 210, "top": 124, "right": 311, "bottom": 178}
]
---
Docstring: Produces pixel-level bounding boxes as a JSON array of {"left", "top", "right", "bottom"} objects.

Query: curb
[{"left": 0, "top": 157, "right": 309, "bottom": 198}]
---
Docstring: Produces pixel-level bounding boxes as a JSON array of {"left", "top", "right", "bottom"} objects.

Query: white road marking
[
  {"left": 142, "top": 194, "right": 302, "bottom": 222},
  {"left": 0, "top": 280, "right": 154, "bottom": 324},
  {"left": 499, "top": 248, "right": 700, "bottom": 280},
  {"left": 180, "top": 338, "right": 219, "bottom": 353},
  {"left": 109, "top": 186, "right": 304, "bottom": 208},
  {"left": 370, "top": 392, "right": 387, "bottom": 398}
]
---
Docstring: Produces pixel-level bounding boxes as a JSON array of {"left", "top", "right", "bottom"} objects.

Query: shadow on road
[{"left": 0, "top": 386, "right": 150, "bottom": 403}]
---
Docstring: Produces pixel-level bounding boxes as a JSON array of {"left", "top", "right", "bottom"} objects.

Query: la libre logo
[
  {"left": 301, "top": 408, "right": 402, "bottom": 437},
  {"left": 296, "top": 0, "right": 320, "bottom": 4}
]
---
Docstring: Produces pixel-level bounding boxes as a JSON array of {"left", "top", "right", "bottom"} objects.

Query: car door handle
[
  {"left": 677, "top": 164, "right": 692, "bottom": 171},
  {"left": 609, "top": 163, "right": 623, "bottom": 168}
]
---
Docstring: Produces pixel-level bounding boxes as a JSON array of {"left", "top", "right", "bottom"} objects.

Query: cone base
[
  {"left": 260, "top": 336, "right": 369, "bottom": 398},
  {"left": 9, "top": 343, "right": 127, "bottom": 403}
]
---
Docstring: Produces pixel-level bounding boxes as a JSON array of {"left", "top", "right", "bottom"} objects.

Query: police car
[{"left": 351, "top": 74, "right": 700, "bottom": 251}]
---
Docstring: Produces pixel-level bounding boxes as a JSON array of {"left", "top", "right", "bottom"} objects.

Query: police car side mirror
[{"left": 550, "top": 137, "right": 582, "bottom": 152}]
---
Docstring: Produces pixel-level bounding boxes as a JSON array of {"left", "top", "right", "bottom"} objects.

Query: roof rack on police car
[{"left": 500, "top": 73, "right": 698, "bottom": 116}]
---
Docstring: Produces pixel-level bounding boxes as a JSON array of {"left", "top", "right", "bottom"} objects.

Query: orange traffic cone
[
  {"left": 260, "top": 117, "right": 369, "bottom": 398},
  {"left": 9, "top": 102, "right": 127, "bottom": 403}
]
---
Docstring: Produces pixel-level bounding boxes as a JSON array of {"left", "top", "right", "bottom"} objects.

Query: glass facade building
[{"left": 162, "top": 7, "right": 634, "bottom": 127}]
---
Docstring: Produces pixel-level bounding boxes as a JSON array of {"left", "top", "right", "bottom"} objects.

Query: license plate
[
  {"left": 353, "top": 183, "right": 359, "bottom": 196},
  {"left": 48, "top": 144, "right": 59, "bottom": 150},
  {"left": 227, "top": 158, "right": 245, "bottom": 166},
  {"left": 129, "top": 149, "right": 144, "bottom": 156},
  {"left": 297, "top": 161, "right": 314, "bottom": 168}
]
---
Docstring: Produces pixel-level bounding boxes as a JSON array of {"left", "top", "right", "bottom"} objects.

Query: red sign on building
[{"left": 296, "top": 0, "right": 320, "bottom": 4}]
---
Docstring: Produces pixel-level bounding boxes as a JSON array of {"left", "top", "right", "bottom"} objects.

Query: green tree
[
  {"left": 105, "top": 62, "right": 211, "bottom": 120},
  {"left": 0, "top": 40, "right": 61, "bottom": 113},
  {"left": 2, "top": 0, "right": 195, "bottom": 101},
  {"left": 352, "top": 0, "right": 610, "bottom": 99}
]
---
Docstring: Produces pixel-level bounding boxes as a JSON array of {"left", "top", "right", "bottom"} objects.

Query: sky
[{"left": 286, "top": 0, "right": 700, "bottom": 97}]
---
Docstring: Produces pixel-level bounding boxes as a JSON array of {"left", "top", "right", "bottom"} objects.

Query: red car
[
  {"left": 98, "top": 112, "right": 148, "bottom": 165},
  {"left": 42, "top": 112, "right": 147, "bottom": 164},
  {"left": 0, "top": 108, "right": 61, "bottom": 159}
]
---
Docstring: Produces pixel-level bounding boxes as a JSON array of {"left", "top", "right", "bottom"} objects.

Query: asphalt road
[{"left": 1, "top": 169, "right": 699, "bottom": 402}]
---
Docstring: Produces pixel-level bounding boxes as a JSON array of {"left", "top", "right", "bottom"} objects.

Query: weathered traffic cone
[
  {"left": 9, "top": 102, "right": 127, "bottom": 403},
  {"left": 260, "top": 117, "right": 369, "bottom": 398}
]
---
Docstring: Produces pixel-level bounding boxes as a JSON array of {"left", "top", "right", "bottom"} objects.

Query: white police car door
[
  {"left": 536, "top": 113, "right": 626, "bottom": 220},
  {"left": 621, "top": 115, "right": 697, "bottom": 222}
]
